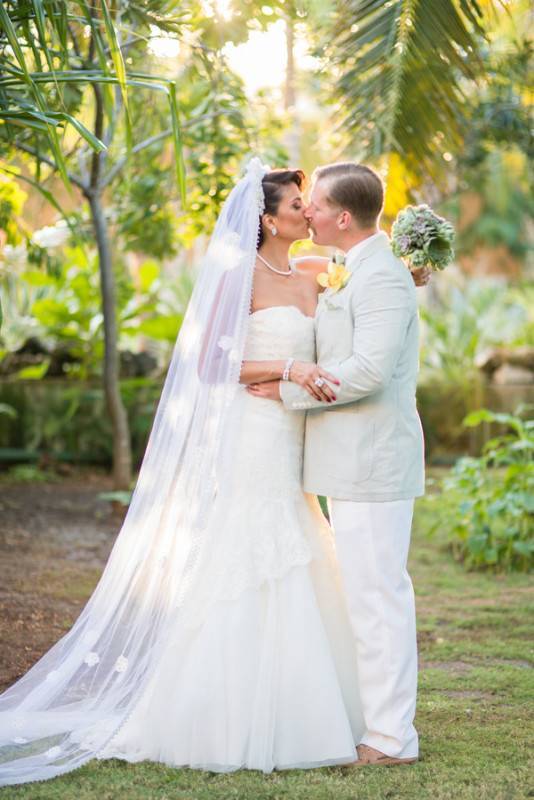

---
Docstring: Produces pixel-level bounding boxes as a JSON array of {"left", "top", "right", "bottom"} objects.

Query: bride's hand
[{"left": 290, "top": 361, "right": 340, "bottom": 402}]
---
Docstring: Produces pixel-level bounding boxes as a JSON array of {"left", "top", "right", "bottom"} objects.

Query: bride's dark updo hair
[{"left": 257, "top": 168, "right": 306, "bottom": 248}]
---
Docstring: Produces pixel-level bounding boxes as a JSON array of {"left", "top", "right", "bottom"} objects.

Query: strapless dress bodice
[{"left": 243, "top": 305, "right": 316, "bottom": 362}]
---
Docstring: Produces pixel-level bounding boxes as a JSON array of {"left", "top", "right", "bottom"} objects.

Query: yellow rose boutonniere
[{"left": 317, "top": 252, "right": 351, "bottom": 293}]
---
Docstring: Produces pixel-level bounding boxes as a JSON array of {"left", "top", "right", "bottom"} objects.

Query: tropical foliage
[
  {"left": 0, "top": 0, "right": 188, "bottom": 488},
  {"left": 1, "top": 240, "right": 190, "bottom": 380},
  {"left": 425, "top": 408, "right": 534, "bottom": 572},
  {"left": 419, "top": 279, "right": 534, "bottom": 387},
  {"left": 0, "top": 376, "right": 162, "bottom": 467},
  {"left": 324, "top": 0, "right": 491, "bottom": 176},
  {"left": 0, "top": 1, "right": 287, "bottom": 487},
  {"left": 0, "top": 0, "right": 185, "bottom": 190}
]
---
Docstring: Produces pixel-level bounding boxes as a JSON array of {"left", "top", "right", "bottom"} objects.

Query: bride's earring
[{"left": 271, "top": 226, "right": 277, "bottom": 236}]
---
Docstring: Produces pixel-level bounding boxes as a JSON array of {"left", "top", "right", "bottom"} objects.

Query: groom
[{"left": 249, "top": 162, "right": 425, "bottom": 766}]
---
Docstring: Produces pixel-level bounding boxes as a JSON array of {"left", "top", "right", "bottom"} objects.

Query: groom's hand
[
  {"left": 246, "top": 380, "right": 282, "bottom": 401},
  {"left": 411, "top": 266, "right": 432, "bottom": 287}
]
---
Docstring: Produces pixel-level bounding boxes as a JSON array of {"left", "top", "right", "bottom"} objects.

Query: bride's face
[{"left": 266, "top": 183, "right": 310, "bottom": 243}]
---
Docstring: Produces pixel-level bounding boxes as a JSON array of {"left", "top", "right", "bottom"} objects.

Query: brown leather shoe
[{"left": 351, "top": 743, "right": 418, "bottom": 767}]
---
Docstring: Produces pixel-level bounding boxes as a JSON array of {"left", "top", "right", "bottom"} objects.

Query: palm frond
[{"left": 327, "top": 0, "right": 494, "bottom": 177}]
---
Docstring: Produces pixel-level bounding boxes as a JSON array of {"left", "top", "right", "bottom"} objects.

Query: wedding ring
[{"left": 314, "top": 378, "right": 325, "bottom": 388}]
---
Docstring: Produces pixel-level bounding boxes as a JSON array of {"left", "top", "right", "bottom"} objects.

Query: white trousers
[{"left": 328, "top": 498, "right": 419, "bottom": 759}]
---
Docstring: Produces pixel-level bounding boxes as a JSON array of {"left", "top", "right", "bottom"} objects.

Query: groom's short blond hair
[{"left": 314, "top": 162, "right": 384, "bottom": 229}]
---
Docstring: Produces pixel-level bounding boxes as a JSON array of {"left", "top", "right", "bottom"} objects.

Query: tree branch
[
  {"left": 102, "top": 85, "right": 123, "bottom": 149},
  {"left": 90, "top": 83, "right": 105, "bottom": 189},
  {"left": 101, "top": 110, "right": 225, "bottom": 187},
  {"left": 8, "top": 142, "right": 89, "bottom": 193},
  {"left": 102, "top": 35, "right": 141, "bottom": 59},
  {"left": 102, "top": 128, "right": 172, "bottom": 186},
  {"left": 67, "top": 21, "right": 82, "bottom": 60}
]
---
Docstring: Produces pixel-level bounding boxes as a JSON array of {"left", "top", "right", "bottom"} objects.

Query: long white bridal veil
[{"left": 0, "top": 157, "right": 270, "bottom": 786}]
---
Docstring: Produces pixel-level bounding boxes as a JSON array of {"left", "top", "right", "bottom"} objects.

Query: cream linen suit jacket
[{"left": 280, "top": 231, "right": 425, "bottom": 502}]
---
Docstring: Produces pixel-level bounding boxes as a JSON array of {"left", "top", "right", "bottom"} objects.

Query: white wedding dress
[{"left": 98, "top": 305, "right": 364, "bottom": 772}]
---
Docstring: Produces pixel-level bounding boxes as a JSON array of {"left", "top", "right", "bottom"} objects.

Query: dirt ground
[{"left": 0, "top": 471, "right": 121, "bottom": 693}]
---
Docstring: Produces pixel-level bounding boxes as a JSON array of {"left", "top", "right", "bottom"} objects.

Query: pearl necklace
[{"left": 257, "top": 253, "right": 293, "bottom": 276}]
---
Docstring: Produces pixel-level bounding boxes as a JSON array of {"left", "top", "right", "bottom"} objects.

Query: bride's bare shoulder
[
  {"left": 292, "top": 256, "right": 329, "bottom": 293},
  {"left": 292, "top": 256, "right": 329, "bottom": 277}
]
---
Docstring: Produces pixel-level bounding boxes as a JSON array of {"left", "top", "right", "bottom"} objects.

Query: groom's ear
[{"left": 337, "top": 209, "right": 352, "bottom": 230}]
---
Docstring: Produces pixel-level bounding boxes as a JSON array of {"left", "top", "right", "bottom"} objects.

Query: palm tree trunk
[{"left": 284, "top": 12, "right": 300, "bottom": 165}]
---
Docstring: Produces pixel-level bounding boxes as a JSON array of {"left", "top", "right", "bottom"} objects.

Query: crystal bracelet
[{"left": 282, "top": 358, "right": 294, "bottom": 381}]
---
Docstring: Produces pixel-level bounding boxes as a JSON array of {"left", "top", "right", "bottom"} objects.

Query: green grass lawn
[{"left": 1, "top": 492, "right": 532, "bottom": 800}]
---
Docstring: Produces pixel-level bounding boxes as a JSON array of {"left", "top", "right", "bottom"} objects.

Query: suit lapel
[
  {"left": 345, "top": 231, "right": 390, "bottom": 275},
  {"left": 315, "top": 231, "right": 391, "bottom": 322}
]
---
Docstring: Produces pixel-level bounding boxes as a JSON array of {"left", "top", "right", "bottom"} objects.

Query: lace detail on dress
[
  {"left": 178, "top": 306, "right": 320, "bottom": 627},
  {"left": 96, "top": 313, "right": 364, "bottom": 774}
]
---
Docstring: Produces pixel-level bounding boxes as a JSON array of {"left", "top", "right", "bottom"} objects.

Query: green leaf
[
  {"left": 463, "top": 409, "right": 496, "bottom": 427},
  {"left": 427, "top": 235, "right": 453, "bottom": 261},
  {"left": 78, "top": 2, "right": 115, "bottom": 119},
  {"left": 0, "top": 403, "right": 17, "bottom": 419},
  {"left": 0, "top": 4, "right": 33, "bottom": 84},
  {"left": 512, "top": 541, "right": 534, "bottom": 557},
  {"left": 133, "top": 315, "right": 183, "bottom": 341},
  {"left": 17, "top": 359, "right": 51, "bottom": 380},
  {"left": 20, "top": 270, "right": 55, "bottom": 287},
  {"left": 466, "top": 533, "right": 488, "bottom": 555},
  {"left": 98, "top": 490, "right": 132, "bottom": 506},
  {"left": 31, "top": 297, "right": 70, "bottom": 327},
  {"left": 100, "top": 0, "right": 132, "bottom": 150},
  {"left": 0, "top": 112, "right": 51, "bottom": 133},
  {"left": 464, "top": 408, "right": 526, "bottom": 439},
  {"left": 50, "top": 112, "right": 106, "bottom": 153},
  {"left": 168, "top": 82, "right": 186, "bottom": 203},
  {"left": 459, "top": 500, "right": 474, "bottom": 515},
  {"left": 139, "top": 260, "right": 160, "bottom": 292},
  {"left": 30, "top": 0, "right": 59, "bottom": 93}
]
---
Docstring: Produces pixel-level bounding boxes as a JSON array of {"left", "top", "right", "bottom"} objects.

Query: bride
[{"left": 0, "top": 159, "right": 423, "bottom": 785}]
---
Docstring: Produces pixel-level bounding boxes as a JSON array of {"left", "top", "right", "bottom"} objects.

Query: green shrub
[
  {"left": 0, "top": 378, "right": 162, "bottom": 466},
  {"left": 426, "top": 407, "right": 533, "bottom": 572},
  {"left": 419, "top": 279, "right": 534, "bottom": 386},
  {"left": 417, "top": 378, "right": 486, "bottom": 460},
  {"left": 2, "top": 464, "right": 58, "bottom": 483}
]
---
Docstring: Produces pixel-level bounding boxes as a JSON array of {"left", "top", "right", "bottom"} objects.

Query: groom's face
[{"left": 304, "top": 180, "right": 342, "bottom": 246}]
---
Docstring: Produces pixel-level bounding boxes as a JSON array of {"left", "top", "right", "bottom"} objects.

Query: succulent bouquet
[{"left": 391, "top": 204, "right": 455, "bottom": 271}]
